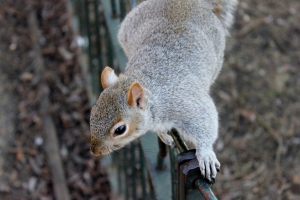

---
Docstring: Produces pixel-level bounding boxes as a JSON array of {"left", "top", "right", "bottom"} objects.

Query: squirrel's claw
[{"left": 196, "top": 150, "right": 220, "bottom": 182}]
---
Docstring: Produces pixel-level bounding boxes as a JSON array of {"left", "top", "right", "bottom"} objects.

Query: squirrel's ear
[
  {"left": 101, "top": 66, "right": 119, "bottom": 89},
  {"left": 127, "top": 82, "right": 146, "bottom": 110}
]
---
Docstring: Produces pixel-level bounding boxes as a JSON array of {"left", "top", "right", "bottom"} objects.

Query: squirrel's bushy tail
[{"left": 209, "top": 0, "right": 238, "bottom": 35}]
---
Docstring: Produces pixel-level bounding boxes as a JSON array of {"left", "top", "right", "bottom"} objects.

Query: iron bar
[
  {"left": 119, "top": 0, "right": 127, "bottom": 20},
  {"left": 110, "top": 0, "right": 118, "bottom": 18},
  {"left": 131, "top": 143, "right": 137, "bottom": 199},
  {"left": 124, "top": 148, "right": 129, "bottom": 199},
  {"left": 93, "top": 0, "right": 102, "bottom": 93},
  {"left": 117, "top": 152, "right": 122, "bottom": 194},
  {"left": 104, "top": 22, "right": 114, "bottom": 70},
  {"left": 84, "top": 0, "right": 94, "bottom": 93},
  {"left": 139, "top": 142, "right": 147, "bottom": 198},
  {"left": 195, "top": 179, "right": 218, "bottom": 200},
  {"left": 169, "top": 128, "right": 189, "bottom": 153},
  {"left": 149, "top": 179, "right": 155, "bottom": 200},
  {"left": 169, "top": 147, "right": 178, "bottom": 200},
  {"left": 75, "top": 0, "right": 86, "bottom": 36},
  {"left": 156, "top": 137, "right": 168, "bottom": 171}
]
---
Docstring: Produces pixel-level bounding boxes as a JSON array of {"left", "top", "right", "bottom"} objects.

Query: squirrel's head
[{"left": 90, "top": 67, "right": 150, "bottom": 156}]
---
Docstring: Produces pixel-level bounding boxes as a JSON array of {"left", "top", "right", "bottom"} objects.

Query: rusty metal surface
[{"left": 177, "top": 150, "right": 218, "bottom": 200}]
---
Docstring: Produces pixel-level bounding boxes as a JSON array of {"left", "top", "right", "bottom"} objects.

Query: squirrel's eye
[{"left": 114, "top": 125, "right": 127, "bottom": 136}]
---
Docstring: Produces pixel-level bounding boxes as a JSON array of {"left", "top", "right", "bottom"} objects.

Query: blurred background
[{"left": 0, "top": 0, "right": 299, "bottom": 199}]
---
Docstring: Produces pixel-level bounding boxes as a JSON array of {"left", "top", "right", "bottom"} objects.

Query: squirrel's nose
[{"left": 90, "top": 145, "right": 101, "bottom": 156}]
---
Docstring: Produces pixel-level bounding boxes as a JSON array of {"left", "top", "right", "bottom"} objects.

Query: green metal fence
[{"left": 69, "top": 0, "right": 218, "bottom": 199}]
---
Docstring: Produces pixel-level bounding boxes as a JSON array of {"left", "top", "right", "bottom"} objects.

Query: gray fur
[{"left": 90, "top": 0, "right": 237, "bottom": 180}]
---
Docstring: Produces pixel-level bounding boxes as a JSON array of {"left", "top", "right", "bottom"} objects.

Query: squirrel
[{"left": 90, "top": 0, "right": 237, "bottom": 181}]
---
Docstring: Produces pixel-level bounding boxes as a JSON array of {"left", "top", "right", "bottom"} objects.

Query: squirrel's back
[
  {"left": 118, "top": 0, "right": 237, "bottom": 90},
  {"left": 118, "top": 0, "right": 237, "bottom": 57}
]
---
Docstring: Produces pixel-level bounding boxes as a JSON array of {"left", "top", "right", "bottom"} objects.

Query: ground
[
  {"left": 0, "top": 0, "right": 299, "bottom": 199},
  {"left": 0, "top": 0, "right": 110, "bottom": 199},
  {"left": 214, "top": 0, "right": 300, "bottom": 199}
]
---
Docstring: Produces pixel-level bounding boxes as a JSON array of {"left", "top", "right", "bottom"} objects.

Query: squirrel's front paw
[{"left": 196, "top": 150, "right": 220, "bottom": 182}]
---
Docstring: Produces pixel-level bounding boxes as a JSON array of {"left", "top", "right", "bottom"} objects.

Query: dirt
[
  {"left": 213, "top": 0, "right": 300, "bottom": 199},
  {"left": 0, "top": 0, "right": 110, "bottom": 199},
  {"left": 0, "top": 69, "right": 17, "bottom": 194},
  {"left": 0, "top": 0, "right": 299, "bottom": 199}
]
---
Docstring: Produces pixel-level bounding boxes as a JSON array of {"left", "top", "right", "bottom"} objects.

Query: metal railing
[{"left": 69, "top": 0, "right": 217, "bottom": 199}]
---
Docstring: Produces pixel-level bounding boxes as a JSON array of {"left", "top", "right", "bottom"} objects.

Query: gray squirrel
[{"left": 90, "top": 0, "right": 237, "bottom": 181}]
